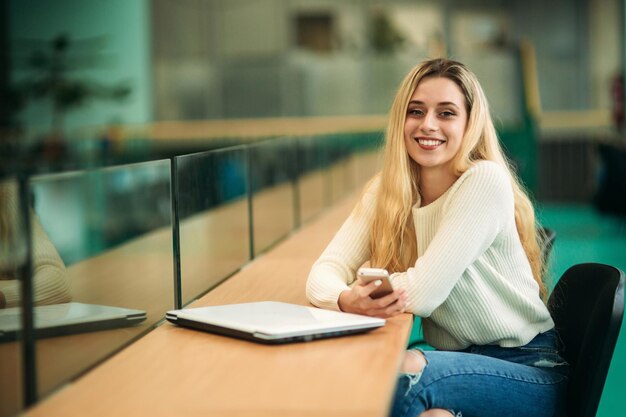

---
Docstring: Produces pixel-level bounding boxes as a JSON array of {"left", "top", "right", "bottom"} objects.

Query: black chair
[{"left": 548, "top": 263, "right": 625, "bottom": 417}]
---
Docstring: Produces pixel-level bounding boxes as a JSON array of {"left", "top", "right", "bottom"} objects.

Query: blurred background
[
  {"left": 1, "top": 0, "right": 625, "bottom": 416},
  {"left": 2, "top": 0, "right": 623, "bottom": 180}
]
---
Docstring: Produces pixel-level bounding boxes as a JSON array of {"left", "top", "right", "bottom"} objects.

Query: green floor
[
  {"left": 538, "top": 204, "right": 626, "bottom": 417},
  {"left": 407, "top": 204, "right": 626, "bottom": 415}
]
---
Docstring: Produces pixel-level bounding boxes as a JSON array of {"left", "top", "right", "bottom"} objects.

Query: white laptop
[
  {"left": 0, "top": 302, "right": 147, "bottom": 342},
  {"left": 165, "top": 301, "right": 385, "bottom": 344}
]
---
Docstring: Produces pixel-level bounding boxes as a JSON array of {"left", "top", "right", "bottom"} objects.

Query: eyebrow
[{"left": 408, "top": 100, "right": 461, "bottom": 110}]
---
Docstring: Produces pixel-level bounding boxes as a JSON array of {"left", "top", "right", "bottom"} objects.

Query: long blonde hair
[{"left": 369, "top": 58, "right": 548, "bottom": 301}]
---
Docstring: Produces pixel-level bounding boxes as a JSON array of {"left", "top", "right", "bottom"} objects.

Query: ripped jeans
[{"left": 390, "top": 330, "right": 569, "bottom": 417}]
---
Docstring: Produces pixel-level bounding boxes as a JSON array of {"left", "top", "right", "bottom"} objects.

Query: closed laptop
[{"left": 165, "top": 301, "right": 385, "bottom": 344}]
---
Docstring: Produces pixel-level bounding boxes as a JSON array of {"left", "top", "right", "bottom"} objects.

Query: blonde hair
[{"left": 369, "top": 58, "right": 548, "bottom": 301}]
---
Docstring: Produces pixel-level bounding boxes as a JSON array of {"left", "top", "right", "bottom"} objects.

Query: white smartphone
[{"left": 357, "top": 267, "right": 394, "bottom": 299}]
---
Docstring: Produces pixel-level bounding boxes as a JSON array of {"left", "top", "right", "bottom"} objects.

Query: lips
[{"left": 415, "top": 137, "right": 445, "bottom": 150}]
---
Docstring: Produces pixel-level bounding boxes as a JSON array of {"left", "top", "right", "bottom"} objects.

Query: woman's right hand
[{"left": 338, "top": 280, "right": 407, "bottom": 318}]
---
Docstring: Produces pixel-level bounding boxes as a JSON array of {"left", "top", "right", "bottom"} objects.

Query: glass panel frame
[{"left": 173, "top": 146, "right": 250, "bottom": 306}]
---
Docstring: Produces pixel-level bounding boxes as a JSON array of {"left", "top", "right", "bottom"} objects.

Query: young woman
[{"left": 306, "top": 58, "right": 568, "bottom": 417}]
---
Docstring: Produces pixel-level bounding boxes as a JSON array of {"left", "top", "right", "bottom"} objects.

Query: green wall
[{"left": 8, "top": 0, "right": 152, "bottom": 132}]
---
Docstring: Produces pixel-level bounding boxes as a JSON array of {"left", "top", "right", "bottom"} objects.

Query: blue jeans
[{"left": 390, "top": 330, "right": 569, "bottom": 417}]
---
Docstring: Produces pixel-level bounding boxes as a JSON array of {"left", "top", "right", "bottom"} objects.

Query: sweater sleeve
[
  {"left": 391, "top": 162, "right": 514, "bottom": 317},
  {"left": 306, "top": 178, "right": 379, "bottom": 311},
  {"left": 0, "top": 213, "right": 72, "bottom": 308}
]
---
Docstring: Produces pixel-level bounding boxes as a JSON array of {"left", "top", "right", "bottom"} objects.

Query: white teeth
[{"left": 417, "top": 138, "right": 443, "bottom": 146}]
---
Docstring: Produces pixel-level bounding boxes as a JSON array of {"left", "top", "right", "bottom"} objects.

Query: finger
[
  {"left": 352, "top": 283, "right": 377, "bottom": 302},
  {"left": 396, "top": 292, "right": 408, "bottom": 311},
  {"left": 384, "top": 299, "right": 406, "bottom": 316},
  {"left": 369, "top": 305, "right": 401, "bottom": 318},
  {"left": 365, "top": 298, "right": 402, "bottom": 318},
  {"left": 383, "top": 294, "right": 410, "bottom": 316},
  {"left": 359, "top": 279, "right": 385, "bottom": 297},
  {"left": 372, "top": 288, "right": 402, "bottom": 308},
  {"left": 356, "top": 287, "right": 405, "bottom": 316}
]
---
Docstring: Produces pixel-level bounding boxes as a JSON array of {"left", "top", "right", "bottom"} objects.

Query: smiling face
[{"left": 403, "top": 76, "right": 468, "bottom": 175}]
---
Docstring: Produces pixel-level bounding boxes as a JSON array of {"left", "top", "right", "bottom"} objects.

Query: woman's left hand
[{"left": 338, "top": 280, "right": 407, "bottom": 318}]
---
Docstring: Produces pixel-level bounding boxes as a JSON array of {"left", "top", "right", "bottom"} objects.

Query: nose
[{"left": 420, "top": 111, "right": 438, "bottom": 133}]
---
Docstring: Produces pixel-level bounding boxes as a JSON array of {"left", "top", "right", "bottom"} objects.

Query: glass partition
[
  {"left": 327, "top": 132, "right": 382, "bottom": 205},
  {"left": 352, "top": 149, "right": 383, "bottom": 188},
  {"left": 296, "top": 136, "right": 331, "bottom": 224},
  {"left": 173, "top": 146, "right": 250, "bottom": 306},
  {"left": 0, "top": 177, "right": 26, "bottom": 417},
  {"left": 249, "top": 138, "right": 296, "bottom": 256},
  {"left": 324, "top": 134, "right": 354, "bottom": 204},
  {"left": 28, "top": 160, "right": 173, "bottom": 399},
  {"left": 329, "top": 155, "right": 356, "bottom": 205},
  {"left": 0, "top": 132, "right": 386, "bottom": 413},
  {"left": 296, "top": 132, "right": 382, "bottom": 226},
  {"left": 351, "top": 132, "right": 383, "bottom": 189}
]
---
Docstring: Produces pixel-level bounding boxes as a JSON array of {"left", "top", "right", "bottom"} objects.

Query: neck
[{"left": 418, "top": 166, "right": 458, "bottom": 206}]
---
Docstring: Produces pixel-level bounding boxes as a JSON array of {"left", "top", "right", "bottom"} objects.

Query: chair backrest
[{"left": 548, "top": 263, "right": 625, "bottom": 417}]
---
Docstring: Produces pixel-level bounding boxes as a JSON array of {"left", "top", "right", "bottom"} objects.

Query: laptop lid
[
  {"left": 165, "top": 301, "right": 385, "bottom": 344},
  {"left": 0, "top": 302, "right": 147, "bottom": 343}
]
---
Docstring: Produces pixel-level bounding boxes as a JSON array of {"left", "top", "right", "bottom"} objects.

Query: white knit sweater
[{"left": 306, "top": 161, "right": 554, "bottom": 350}]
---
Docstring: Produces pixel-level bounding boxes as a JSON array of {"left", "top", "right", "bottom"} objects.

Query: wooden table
[{"left": 22, "top": 193, "right": 412, "bottom": 417}]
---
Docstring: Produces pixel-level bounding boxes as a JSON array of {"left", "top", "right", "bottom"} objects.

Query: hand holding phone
[{"left": 357, "top": 267, "right": 394, "bottom": 299}]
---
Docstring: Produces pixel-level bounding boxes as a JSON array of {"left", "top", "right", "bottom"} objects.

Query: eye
[
  {"left": 407, "top": 108, "right": 424, "bottom": 116},
  {"left": 439, "top": 110, "right": 456, "bottom": 118}
]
